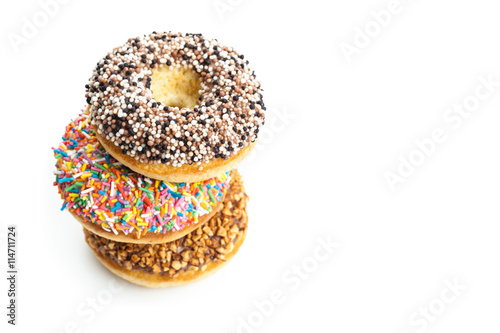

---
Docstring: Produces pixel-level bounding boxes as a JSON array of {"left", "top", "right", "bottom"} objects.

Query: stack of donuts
[{"left": 52, "top": 32, "right": 265, "bottom": 287}]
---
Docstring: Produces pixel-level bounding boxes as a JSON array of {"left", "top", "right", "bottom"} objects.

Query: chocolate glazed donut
[{"left": 87, "top": 32, "right": 265, "bottom": 182}]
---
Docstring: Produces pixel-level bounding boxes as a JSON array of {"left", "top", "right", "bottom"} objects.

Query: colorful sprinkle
[{"left": 53, "top": 111, "right": 230, "bottom": 236}]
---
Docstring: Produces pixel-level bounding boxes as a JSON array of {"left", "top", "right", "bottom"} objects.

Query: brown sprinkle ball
[
  {"left": 84, "top": 171, "right": 248, "bottom": 278},
  {"left": 86, "top": 32, "right": 266, "bottom": 167}
]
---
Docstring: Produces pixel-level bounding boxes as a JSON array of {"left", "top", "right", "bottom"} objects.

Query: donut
[
  {"left": 53, "top": 111, "right": 231, "bottom": 244},
  {"left": 86, "top": 32, "right": 265, "bottom": 183},
  {"left": 83, "top": 170, "right": 248, "bottom": 288}
]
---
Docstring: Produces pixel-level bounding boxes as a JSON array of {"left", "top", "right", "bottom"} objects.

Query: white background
[{"left": 2, "top": 0, "right": 500, "bottom": 332}]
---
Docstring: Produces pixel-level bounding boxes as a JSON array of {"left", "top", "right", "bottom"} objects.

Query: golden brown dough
[
  {"left": 72, "top": 197, "right": 222, "bottom": 244},
  {"left": 95, "top": 126, "right": 255, "bottom": 183}
]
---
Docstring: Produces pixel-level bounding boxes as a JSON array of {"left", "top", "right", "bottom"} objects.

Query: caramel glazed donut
[
  {"left": 84, "top": 170, "right": 248, "bottom": 288},
  {"left": 87, "top": 32, "right": 266, "bottom": 183}
]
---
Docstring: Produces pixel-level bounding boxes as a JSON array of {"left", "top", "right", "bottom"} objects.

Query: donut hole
[{"left": 151, "top": 66, "right": 201, "bottom": 110}]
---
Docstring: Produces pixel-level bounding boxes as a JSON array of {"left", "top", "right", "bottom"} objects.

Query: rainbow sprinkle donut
[{"left": 53, "top": 110, "right": 230, "bottom": 244}]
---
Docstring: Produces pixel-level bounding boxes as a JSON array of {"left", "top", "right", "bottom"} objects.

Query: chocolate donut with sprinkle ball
[{"left": 86, "top": 32, "right": 265, "bottom": 183}]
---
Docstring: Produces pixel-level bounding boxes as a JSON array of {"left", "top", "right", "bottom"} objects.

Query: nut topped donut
[
  {"left": 83, "top": 169, "right": 248, "bottom": 288},
  {"left": 86, "top": 32, "right": 265, "bottom": 182}
]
